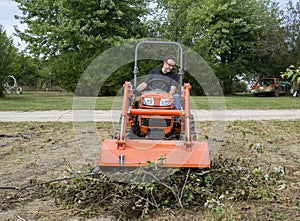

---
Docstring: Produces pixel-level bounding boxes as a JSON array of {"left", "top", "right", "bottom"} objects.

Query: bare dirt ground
[{"left": 0, "top": 120, "right": 299, "bottom": 220}]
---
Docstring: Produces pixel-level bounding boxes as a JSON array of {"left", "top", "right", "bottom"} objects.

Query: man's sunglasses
[{"left": 166, "top": 61, "right": 175, "bottom": 67}]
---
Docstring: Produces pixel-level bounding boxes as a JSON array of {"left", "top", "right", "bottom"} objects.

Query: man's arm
[{"left": 136, "top": 82, "right": 147, "bottom": 92}]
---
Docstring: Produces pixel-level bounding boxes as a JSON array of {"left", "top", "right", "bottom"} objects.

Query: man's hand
[
  {"left": 169, "top": 85, "right": 177, "bottom": 95},
  {"left": 132, "top": 88, "right": 141, "bottom": 96},
  {"left": 136, "top": 82, "right": 147, "bottom": 92}
]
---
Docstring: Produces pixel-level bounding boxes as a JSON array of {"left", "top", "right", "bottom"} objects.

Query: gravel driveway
[{"left": 1, "top": 109, "right": 300, "bottom": 122}]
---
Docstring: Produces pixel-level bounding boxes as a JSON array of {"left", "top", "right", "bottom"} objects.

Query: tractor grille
[{"left": 141, "top": 118, "right": 171, "bottom": 127}]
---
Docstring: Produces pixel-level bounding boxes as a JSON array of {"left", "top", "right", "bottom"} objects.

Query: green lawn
[{"left": 0, "top": 91, "right": 299, "bottom": 111}]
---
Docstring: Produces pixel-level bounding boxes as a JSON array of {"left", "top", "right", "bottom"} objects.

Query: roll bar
[{"left": 133, "top": 41, "right": 183, "bottom": 92}]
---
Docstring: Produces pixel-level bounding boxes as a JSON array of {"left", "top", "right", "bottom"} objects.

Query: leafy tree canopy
[
  {"left": 0, "top": 25, "right": 19, "bottom": 97},
  {"left": 283, "top": 1, "right": 300, "bottom": 66},
  {"left": 14, "top": 0, "right": 152, "bottom": 58},
  {"left": 13, "top": 0, "right": 153, "bottom": 93},
  {"left": 154, "top": 0, "right": 289, "bottom": 94},
  {"left": 9, "top": 0, "right": 300, "bottom": 95}
]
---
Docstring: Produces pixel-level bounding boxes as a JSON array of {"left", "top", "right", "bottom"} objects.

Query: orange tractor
[{"left": 97, "top": 41, "right": 210, "bottom": 169}]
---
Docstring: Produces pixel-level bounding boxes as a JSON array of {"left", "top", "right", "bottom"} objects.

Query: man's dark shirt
[{"left": 144, "top": 68, "right": 178, "bottom": 92}]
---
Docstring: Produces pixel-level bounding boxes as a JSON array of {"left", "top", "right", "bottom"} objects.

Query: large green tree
[
  {"left": 185, "top": 0, "right": 282, "bottom": 93},
  {"left": 153, "top": 0, "right": 193, "bottom": 44},
  {"left": 0, "top": 25, "right": 19, "bottom": 97},
  {"left": 14, "top": 0, "right": 151, "bottom": 57},
  {"left": 14, "top": 54, "right": 40, "bottom": 89},
  {"left": 153, "top": 0, "right": 286, "bottom": 94},
  {"left": 283, "top": 1, "right": 300, "bottom": 67},
  {"left": 14, "top": 0, "right": 152, "bottom": 92}
]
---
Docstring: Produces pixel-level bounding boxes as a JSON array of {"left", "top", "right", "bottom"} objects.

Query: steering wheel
[{"left": 147, "top": 78, "right": 169, "bottom": 91}]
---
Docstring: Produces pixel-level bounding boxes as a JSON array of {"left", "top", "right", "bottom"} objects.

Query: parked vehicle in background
[{"left": 250, "top": 78, "right": 292, "bottom": 97}]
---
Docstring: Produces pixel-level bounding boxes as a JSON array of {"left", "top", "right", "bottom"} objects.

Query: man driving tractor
[
  {"left": 136, "top": 57, "right": 180, "bottom": 110},
  {"left": 96, "top": 41, "right": 210, "bottom": 169}
]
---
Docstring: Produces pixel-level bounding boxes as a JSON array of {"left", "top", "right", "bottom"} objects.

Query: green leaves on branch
[
  {"left": 13, "top": 0, "right": 152, "bottom": 93},
  {"left": 11, "top": 0, "right": 300, "bottom": 94},
  {"left": 49, "top": 155, "right": 279, "bottom": 219},
  {"left": 0, "top": 25, "right": 26, "bottom": 96},
  {"left": 155, "top": 0, "right": 299, "bottom": 94},
  {"left": 281, "top": 65, "right": 300, "bottom": 90},
  {"left": 14, "top": 0, "right": 151, "bottom": 58}
]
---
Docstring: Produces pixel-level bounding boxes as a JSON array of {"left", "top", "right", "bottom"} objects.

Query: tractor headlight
[
  {"left": 142, "top": 97, "right": 154, "bottom": 106},
  {"left": 160, "top": 98, "right": 172, "bottom": 106}
]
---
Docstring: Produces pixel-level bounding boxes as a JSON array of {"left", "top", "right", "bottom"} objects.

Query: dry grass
[{"left": 0, "top": 120, "right": 299, "bottom": 220}]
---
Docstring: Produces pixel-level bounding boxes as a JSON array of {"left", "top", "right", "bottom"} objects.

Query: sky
[
  {"left": 0, "top": 0, "right": 298, "bottom": 51},
  {"left": 0, "top": 0, "right": 27, "bottom": 50}
]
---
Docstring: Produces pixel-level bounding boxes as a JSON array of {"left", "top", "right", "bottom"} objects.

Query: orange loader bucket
[{"left": 98, "top": 139, "right": 210, "bottom": 169}]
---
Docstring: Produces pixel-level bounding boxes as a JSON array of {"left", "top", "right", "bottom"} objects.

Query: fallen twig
[
  {"left": 16, "top": 215, "right": 26, "bottom": 221},
  {"left": 0, "top": 172, "right": 97, "bottom": 192}
]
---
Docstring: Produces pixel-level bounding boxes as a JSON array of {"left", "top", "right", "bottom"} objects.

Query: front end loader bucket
[{"left": 98, "top": 139, "right": 210, "bottom": 169}]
